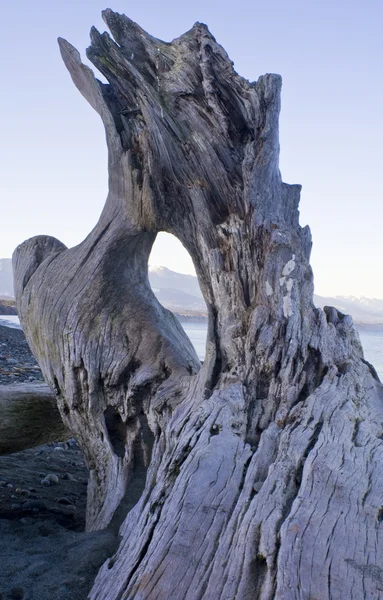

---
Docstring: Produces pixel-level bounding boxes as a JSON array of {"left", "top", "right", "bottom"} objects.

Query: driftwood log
[
  {"left": 13, "top": 10, "right": 383, "bottom": 599},
  {"left": 0, "top": 383, "right": 69, "bottom": 454}
]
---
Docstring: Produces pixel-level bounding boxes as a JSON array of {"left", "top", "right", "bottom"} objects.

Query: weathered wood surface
[
  {"left": 13, "top": 10, "right": 383, "bottom": 600},
  {"left": 0, "top": 383, "right": 70, "bottom": 454}
]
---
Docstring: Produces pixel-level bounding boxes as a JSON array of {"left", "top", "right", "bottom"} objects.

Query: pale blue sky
[{"left": 1, "top": 1, "right": 382, "bottom": 297}]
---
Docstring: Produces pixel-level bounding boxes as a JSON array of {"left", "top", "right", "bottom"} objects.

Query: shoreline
[{"left": 3, "top": 313, "right": 383, "bottom": 331}]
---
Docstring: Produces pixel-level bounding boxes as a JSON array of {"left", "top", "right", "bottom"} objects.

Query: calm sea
[
  {"left": 358, "top": 330, "right": 383, "bottom": 380},
  {"left": 0, "top": 316, "right": 381, "bottom": 381}
]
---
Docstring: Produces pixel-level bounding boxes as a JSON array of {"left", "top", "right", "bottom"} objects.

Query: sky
[{"left": 1, "top": 0, "right": 382, "bottom": 297}]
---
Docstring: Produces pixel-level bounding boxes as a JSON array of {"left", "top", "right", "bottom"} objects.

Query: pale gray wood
[
  {"left": 0, "top": 383, "right": 70, "bottom": 453},
  {"left": 12, "top": 10, "right": 383, "bottom": 599}
]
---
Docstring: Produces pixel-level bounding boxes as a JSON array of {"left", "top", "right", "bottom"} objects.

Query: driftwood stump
[
  {"left": 0, "top": 383, "right": 69, "bottom": 454},
  {"left": 13, "top": 11, "right": 383, "bottom": 599}
]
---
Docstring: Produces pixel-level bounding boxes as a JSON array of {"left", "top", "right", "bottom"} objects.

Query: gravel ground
[
  {"left": 0, "top": 326, "right": 44, "bottom": 385},
  {"left": 0, "top": 440, "right": 88, "bottom": 531}
]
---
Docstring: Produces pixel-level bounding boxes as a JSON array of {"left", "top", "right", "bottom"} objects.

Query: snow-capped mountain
[
  {"left": 148, "top": 266, "right": 205, "bottom": 312},
  {"left": 313, "top": 295, "right": 383, "bottom": 324},
  {"left": 149, "top": 266, "right": 203, "bottom": 298}
]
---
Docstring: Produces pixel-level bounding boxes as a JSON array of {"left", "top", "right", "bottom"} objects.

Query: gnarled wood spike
[
  {"left": 60, "top": 12, "right": 313, "bottom": 383},
  {"left": 13, "top": 11, "right": 383, "bottom": 600}
]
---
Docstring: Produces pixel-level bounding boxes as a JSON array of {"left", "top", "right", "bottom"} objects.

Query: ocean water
[
  {"left": 358, "top": 330, "right": 383, "bottom": 380},
  {"left": 180, "top": 321, "right": 207, "bottom": 362},
  {"left": 0, "top": 315, "right": 20, "bottom": 329},
  {"left": 1, "top": 315, "right": 381, "bottom": 381}
]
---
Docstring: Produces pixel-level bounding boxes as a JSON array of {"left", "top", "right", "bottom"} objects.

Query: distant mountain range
[
  {"left": 1, "top": 259, "right": 383, "bottom": 326},
  {"left": 149, "top": 268, "right": 383, "bottom": 326},
  {"left": 148, "top": 266, "right": 206, "bottom": 313},
  {"left": 313, "top": 295, "right": 383, "bottom": 326}
]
